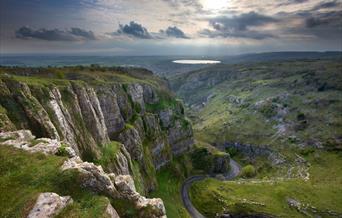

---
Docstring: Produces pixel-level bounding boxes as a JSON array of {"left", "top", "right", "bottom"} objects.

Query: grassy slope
[
  {"left": 149, "top": 155, "right": 194, "bottom": 218},
  {"left": 0, "top": 146, "right": 111, "bottom": 218},
  {"left": 169, "top": 59, "right": 342, "bottom": 217},
  {"left": 190, "top": 151, "right": 342, "bottom": 217},
  {"left": 150, "top": 169, "right": 190, "bottom": 218},
  {"left": 172, "top": 60, "right": 342, "bottom": 149}
]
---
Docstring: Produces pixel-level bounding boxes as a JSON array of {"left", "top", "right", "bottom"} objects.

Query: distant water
[{"left": 173, "top": 60, "right": 221, "bottom": 64}]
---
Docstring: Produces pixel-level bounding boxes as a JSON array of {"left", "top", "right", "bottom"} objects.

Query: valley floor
[{"left": 189, "top": 151, "right": 342, "bottom": 217}]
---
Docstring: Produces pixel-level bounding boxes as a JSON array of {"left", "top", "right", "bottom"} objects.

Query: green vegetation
[
  {"left": 55, "top": 143, "right": 69, "bottom": 156},
  {"left": 0, "top": 145, "right": 110, "bottom": 218},
  {"left": 170, "top": 59, "right": 342, "bottom": 217},
  {"left": 240, "top": 165, "right": 256, "bottom": 178},
  {"left": 150, "top": 169, "right": 190, "bottom": 218},
  {"left": 150, "top": 155, "right": 193, "bottom": 218},
  {"left": 190, "top": 151, "right": 342, "bottom": 217},
  {"left": 171, "top": 60, "right": 342, "bottom": 150},
  {"left": 95, "top": 141, "right": 121, "bottom": 170}
]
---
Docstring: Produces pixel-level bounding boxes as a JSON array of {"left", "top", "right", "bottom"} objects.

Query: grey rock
[
  {"left": 72, "top": 83, "right": 109, "bottom": 145},
  {"left": 61, "top": 157, "right": 121, "bottom": 198},
  {"left": 0, "top": 130, "right": 76, "bottom": 157},
  {"left": 127, "top": 83, "right": 145, "bottom": 113},
  {"left": 117, "top": 127, "right": 143, "bottom": 161},
  {"left": 27, "top": 192, "right": 73, "bottom": 218},
  {"left": 159, "top": 109, "right": 173, "bottom": 128},
  {"left": 142, "top": 84, "right": 159, "bottom": 104},
  {"left": 105, "top": 203, "right": 120, "bottom": 218},
  {"left": 96, "top": 87, "right": 125, "bottom": 139}
]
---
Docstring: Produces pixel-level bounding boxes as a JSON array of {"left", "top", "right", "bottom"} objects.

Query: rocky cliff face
[
  {"left": 0, "top": 130, "right": 166, "bottom": 218},
  {"left": 0, "top": 67, "right": 194, "bottom": 195}
]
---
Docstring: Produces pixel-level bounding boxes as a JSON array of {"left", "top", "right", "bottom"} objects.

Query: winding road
[{"left": 181, "top": 159, "right": 241, "bottom": 218}]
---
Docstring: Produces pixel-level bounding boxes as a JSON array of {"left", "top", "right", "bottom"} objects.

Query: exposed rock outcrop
[
  {"left": 27, "top": 192, "right": 73, "bottom": 218},
  {"left": 0, "top": 68, "right": 194, "bottom": 195},
  {"left": 0, "top": 130, "right": 75, "bottom": 157},
  {"left": 61, "top": 156, "right": 166, "bottom": 218},
  {"left": 105, "top": 203, "right": 120, "bottom": 218},
  {"left": 62, "top": 157, "right": 121, "bottom": 198},
  {"left": 224, "top": 142, "right": 286, "bottom": 166}
]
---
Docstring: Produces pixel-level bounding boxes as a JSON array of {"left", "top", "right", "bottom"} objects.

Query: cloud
[
  {"left": 276, "top": 10, "right": 342, "bottom": 41},
  {"left": 200, "top": 12, "right": 278, "bottom": 39},
  {"left": 199, "top": 28, "right": 275, "bottom": 40},
  {"left": 278, "top": 0, "right": 308, "bottom": 6},
  {"left": 70, "top": 27, "right": 96, "bottom": 40},
  {"left": 312, "top": 0, "right": 341, "bottom": 11},
  {"left": 305, "top": 11, "right": 342, "bottom": 28},
  {"left": 115, "top": 21, "right": 152, "bottom": 39},
  {"left": 15, "top": 26, "right": 97, "bottom": 41},
  {"left": 160, "top": 26, "right": 190, "bottom": 39},
  {"left": 162, "top": 0, "right": 202, "bottom": 11},
  {"left": 209, "top": 12, "right": 278, "bottom": 31}
]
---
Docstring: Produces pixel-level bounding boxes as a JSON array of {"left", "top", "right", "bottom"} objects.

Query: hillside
[
  {"left": 171, "top": 59, "right": 342, "bottom": 150},
  {"left": 0, "top": 66, "right": 196, "bottom": 217},
  {"left": 169, "top": 59, "right": 342, "bottom": 217}
]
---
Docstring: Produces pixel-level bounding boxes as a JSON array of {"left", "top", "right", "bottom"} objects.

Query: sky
[{"left": 0, "top": 0, "right": 341, "bottom": 55}]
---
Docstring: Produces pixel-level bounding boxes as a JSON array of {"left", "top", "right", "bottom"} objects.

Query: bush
[
  {"left": 225, "top": 147, "right": 238, "bottom": 157},
  {"left": 241, "top": 165, "right": 256, "bottom": 178},
  {"left": 56, "top": 143, "right": 69, "bottom": 157},
  {"left": 191, "top": 148, "right": 213, "bottom": 172}
]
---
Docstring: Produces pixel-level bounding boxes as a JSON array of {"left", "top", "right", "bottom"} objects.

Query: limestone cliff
[{"left": 0, "top": 66, "right": 194, "bottom": 195}]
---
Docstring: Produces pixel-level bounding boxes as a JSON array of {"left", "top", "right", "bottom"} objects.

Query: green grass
[
  {"left": 0, "top": 145, "right": 113, "bottom": 218},
  {"left": 150, "top": 168, "right": 190, "bottom": 218},
  {"left": 149, "top": 154, "right": 194, "bottom": 218},
  {"left": 173, "top": 60, "right": 342, "bottom": 150},
  {"left": 190, "top": 151, "right": 342, "bottom": 217},
  {"left": 95, "top": 141, "right": 121, "bottom": 169}
]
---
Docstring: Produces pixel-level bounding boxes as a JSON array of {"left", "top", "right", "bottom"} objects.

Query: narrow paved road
[{"left": 181, "top": 159, "right": 241, "bottom": 218}]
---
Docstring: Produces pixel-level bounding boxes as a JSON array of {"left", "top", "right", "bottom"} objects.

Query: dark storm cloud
[
  {"left": 116, "top": 21, "right": 152, "bottom": 39},
  {"left": 70, "top": 27, "right": 96, "bottom": 40},
  {"left": 305, "top": 11, "right": 342, "bottom": 28},
  {"left": 114, "top": 22, "right": 190, "bottom": 40},
  {"left": 15, "top": 26, "right": 97, "bottom": 41},
  {"left": 199, "top": 28, "right": 275, "bottom": 39},
  {"left": 278, "top": 0, "right": 308, "bottom": 6},
  {"left": 160, "top": 26, "right": 190, "bottom": 39},
  {"left": 275, "top": 9, "right": 342, "bottom": 41},
  {"left": 312, "top": 0, "right": 341, "bottom": 10},
  {"left": 199, "top": 12, "right": 278, "bottom": 40},
  {"left": 209, "top": 12, "right": 278, "bottom": 31}
]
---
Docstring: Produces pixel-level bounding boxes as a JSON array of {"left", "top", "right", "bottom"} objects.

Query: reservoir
[{"left": 173, "top": 60, "right": 221, "bottom": 64}]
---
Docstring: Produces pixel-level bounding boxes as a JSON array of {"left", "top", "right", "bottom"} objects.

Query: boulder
[
  {"left": 27, "top": 192, "right": 73, "bottom": 218},
  {"left": 105, "top": 203, "right": 120, "bottom": 218},
  {"left": 61, "top": 157, "right": 120, "bottom": 199}
]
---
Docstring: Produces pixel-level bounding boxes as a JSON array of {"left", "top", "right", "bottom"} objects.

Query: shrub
[
  {"left": 191, "top": 148, "right": 213, "bottom": 172},
  {"left": 225, "top": 147, "right": 238, "bottom": 157},
  {"left": 241, "top": 165, "right": 256, "bottom": 178},
  {"left": 56, "top": 143, "right": 69, "bottom": 157}
]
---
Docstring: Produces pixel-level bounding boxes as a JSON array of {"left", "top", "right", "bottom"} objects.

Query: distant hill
[{"left": 1, "top": 52, "right": 341, "bottom": 76}]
